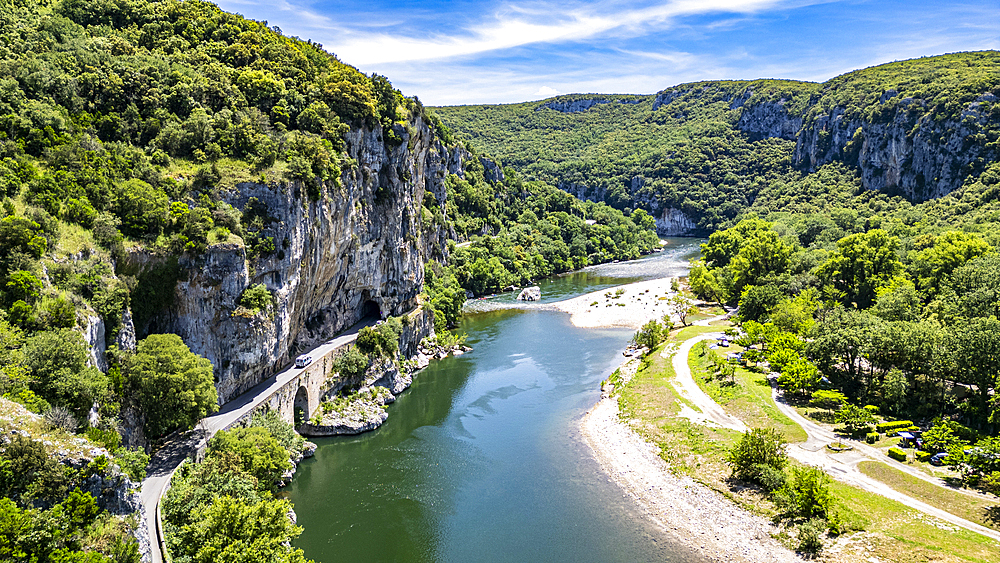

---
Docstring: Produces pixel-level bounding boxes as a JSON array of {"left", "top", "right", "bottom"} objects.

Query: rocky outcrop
[
  {"left": 790, "top": 95, "right": 998, "bottom": 201},
  {"left": 83, "top": 315, "right": 108, "bottom": 372},
  {"left": 655, "top": 208, "right": 698, "bottom": 236},
  {"left": 538, "top": 98, "right": 609, "bottom": 113},
  {"left": 130, "top": 115, "right": 462, "bottom": 404},
  {"left": 517, "top": 286, "right": 541, "bottom": 301},
  {"left": 733, "top": 89, "right": 802, "bottom": 141},
  {"left": 734, "top": 91, "right": 999, "bottom": 201}
]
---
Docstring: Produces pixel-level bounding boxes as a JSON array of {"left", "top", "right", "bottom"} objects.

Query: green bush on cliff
[{"left": 239, "top": 283, "right": 273, "bottom": 315}]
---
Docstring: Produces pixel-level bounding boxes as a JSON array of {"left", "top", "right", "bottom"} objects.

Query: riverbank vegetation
[
  {"left": 162, "top": 410, "right": 311, "bottom": 563},
  {"left": 690, "top": 213, "right": 1000, "bottom": 505},
  {"left": 614, "top": 322, "right": 999, "bottom": 560}
]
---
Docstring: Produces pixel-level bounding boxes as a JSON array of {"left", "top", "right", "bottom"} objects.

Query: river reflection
[{"left": 286, "top": 239, "right": 705, "bottom": 563}]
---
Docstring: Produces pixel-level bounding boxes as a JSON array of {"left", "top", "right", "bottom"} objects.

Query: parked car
[
  {"left": 295, "top": 354, "right": 312, "bottom": 368},
  {"left": 930, "top": 452, "right": 948, "bottom": 466}
]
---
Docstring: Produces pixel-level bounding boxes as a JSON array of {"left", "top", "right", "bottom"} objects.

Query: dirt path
[
  {"left": 663, "top": 333, "right": 748, "bottom": 432},
  {"left": 769, "top": 385, "right": 1000, "bottom": 542},
  {"left": 660, "top": 314, "right": 747, "bottom": 432}
]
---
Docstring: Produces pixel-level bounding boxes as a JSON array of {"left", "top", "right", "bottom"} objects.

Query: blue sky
[{"left": 215, "top": 0, "right": 1000, "bottom": 105}]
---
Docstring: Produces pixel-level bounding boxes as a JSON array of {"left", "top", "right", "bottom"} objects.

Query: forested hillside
[
  {"left": 0, "top": 0, "right": 655, "bottom": 481},
  {"left": 434, "top": 52, "right": 1000, "bottom": 232}
]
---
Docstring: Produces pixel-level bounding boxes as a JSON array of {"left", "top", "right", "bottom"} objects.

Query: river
[{"left": 286, "top": 238, "right": 704, "bottom": 563}]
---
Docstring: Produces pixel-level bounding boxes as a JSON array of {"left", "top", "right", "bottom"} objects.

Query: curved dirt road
[
  {"left": 663, "top": 332, "right": 748, "bottom": 432},
  {"left": 769, "top": 385, "right": 1000, "bottom": 542}
]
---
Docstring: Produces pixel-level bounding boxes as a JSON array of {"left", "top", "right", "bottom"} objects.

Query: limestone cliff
[
  {"left": 729, "top": 89, "right": 998, "bottom": 201},
  {"left": 128, "top": 115, "right": 462, "bottom": 404}
]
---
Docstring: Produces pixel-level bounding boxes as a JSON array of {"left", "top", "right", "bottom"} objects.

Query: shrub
[
  {"left": 865, "top": 432, "right": 879, "bottom": 444},
  {"left": 888, "top": 447, "right": 908, "bottom": 462},
  {"left": 630, "top": 319, "right": 665, "bottom": 351},
  {"left": 113, "top": 447, "right": 150, "bottom": 482},
  {"left": 916, "top": 451, "right": 933, "bottom": 463},
  {"left": 754, "top": 463, "right": 787, "bottom": 492},
  {"left": 86, "top": 426, "right": 122, "bottom": 451},
  {"left": 44, "top": 405, "right": 78, "bottom": 432},
  {"left": 334, "top": 346, "right": 369, "bottom": 382},
  {"left": 797, "top": 519, "right": 824, "bottom": 554},
  {"left": 356, "top": 317, "right": 404, "bottom": 359},
  {"left": 876, "top": 420, "right": 913, "bottom": 433},
  {"left": 726, "top": 427, "right": 788, "bottom": 482},
  {"left": 835, "top": 403, "right": 877, "bottom": 434},
  {"left": 239, "top": 283, "right": 272, "bottom": 313},
  {"left": 786, "top": 466, "right": 833, "bottom": 519},
  {"left": 810, "top": 390, "right": 847, "bottom": 411},
  {"left": 207, "top": 427, "right": 291, "bottom": 492},
  {"left": 249, "top": 409, "right": 304, "bottom": 456}
]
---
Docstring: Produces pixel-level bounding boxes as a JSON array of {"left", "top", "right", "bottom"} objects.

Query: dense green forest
[
  {"left": 0, "top": 0, "right": 660, "bottom": 559},
  {"left": 687, "top": 206, "right": 1000, "bottom": 500},
  {"left": 434, "top": 52, "right": 1000, "bottom": 231},
  {"left": 1, "top": 0, "right": 999, "bottom": 558}
]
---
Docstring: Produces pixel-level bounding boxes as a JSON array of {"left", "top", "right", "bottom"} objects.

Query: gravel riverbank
[{"left": 580, "top": 360, "right": 800, "bottom": 563}]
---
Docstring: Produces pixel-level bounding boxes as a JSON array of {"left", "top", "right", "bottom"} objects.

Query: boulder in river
[{"left": 517, "top": 286, "right": 541, "bottom": 301}]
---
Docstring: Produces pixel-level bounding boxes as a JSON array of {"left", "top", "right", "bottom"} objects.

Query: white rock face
[
  {"left": 655, "top": 208, "right": 698, "bottom": 236},
  {"left": 517, "top": 286, "right": 541, "bottom": 301},
  {"left": 125, "top": 117, "right": 459, "bottom": 404},
  {"left": 83, "top": 315, "right": 108, "bottom": 372}
]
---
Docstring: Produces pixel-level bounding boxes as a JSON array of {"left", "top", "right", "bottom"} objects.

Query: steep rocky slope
[
  {"left": 435, "top": 52, "right": 1000, "bottom": 230},
  {"left": 123, "top": 117, "right": 468, "bottom": 404}
]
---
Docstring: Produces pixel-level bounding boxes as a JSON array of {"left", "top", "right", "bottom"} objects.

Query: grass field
[
  {"left": 858, "top": 461, "right": 1000, "bottom": 531},
  {"left": 613, "top": 317, "right": 1000, "bottom": 562}
]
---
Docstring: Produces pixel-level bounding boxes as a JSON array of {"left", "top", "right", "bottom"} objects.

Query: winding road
[
  {"left": 139, "top": 318, "right": 375, "bottom": 563},
  {"left": 660, "top": 320, "right": 1000, "bottom": 544}
]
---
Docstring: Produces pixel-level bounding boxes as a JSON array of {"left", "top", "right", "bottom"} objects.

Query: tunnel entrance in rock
[{"left": 361, "top": 299, "right": 380, "bottom": 320}]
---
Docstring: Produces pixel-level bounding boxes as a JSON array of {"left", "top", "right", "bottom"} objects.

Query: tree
[
  {"left": 5, "top": 271, "right": 42, "bottom": 304},
  {"left": 922, "top": 421, "right": 968, "bottom": 453},
  {"left": 777, "top": 357, "right": 821, "bottom": 396},
  {"left": 835, "top": 403, "right": 876, "bottom": 434},
  {"left": 631, "top": 319, "right": 665, "bottom": 352},
  {"left": 729, "top": 230, "right": 793, "bottom": 293},
  {"left": 170, "top": 496, "right": 311, "bottom": 563},
  {"left": 726, "top": 427, "right": 788, "bottom": 483},
  {"left": 810, "top": 390, "right": 847, "bottom": 412},
  {"left": 688, "top": 260, "right": 725, "bottom": 306},
  {"left": 207, "top": 427, "right": 291, "bottom": 491},
  {"left": 114, "top": 179, "right": 169, "bottom": 238},
  {"left": 910, "top": 231, "right": 990, "bottom": 297},
  {"left": 22, "top": 328, "right": 107, "bottom": 419},
  {"left": 872, "top": 280, "right": 921, "bottom": 322},
  {"left": 664, "top": 295, "right": 696, "bottom": 326},
  {"left": 949, "top": 317, "right": 1000, "bottom": 427},
  {"left": 944, "top": 254, "right": 1000, "bottom": 321},
  {"left": 817, "top": 229, "right": 902, "bottom": 309},
  {"left": 128, "top": 334, "right": 218, "bottom": 438},
  {"left": 771, "top": 288, "right": 818, "bottom": 335}
]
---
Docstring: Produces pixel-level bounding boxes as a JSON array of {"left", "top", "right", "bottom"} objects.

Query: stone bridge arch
[{"left": 293, "top": 385, "right": 312, "bottom": 426}]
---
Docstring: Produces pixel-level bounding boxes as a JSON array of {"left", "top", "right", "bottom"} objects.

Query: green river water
[{"left": 286, "top": 239, "right": 705, "bottom": 563}]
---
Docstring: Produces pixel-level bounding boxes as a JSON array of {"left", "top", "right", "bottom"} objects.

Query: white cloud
[
  {"left": 534, "top": 86, "right": 559, "bottom": 97},
  {"left": 327, "top": 0, "right": 796, "bottom": 65}
]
